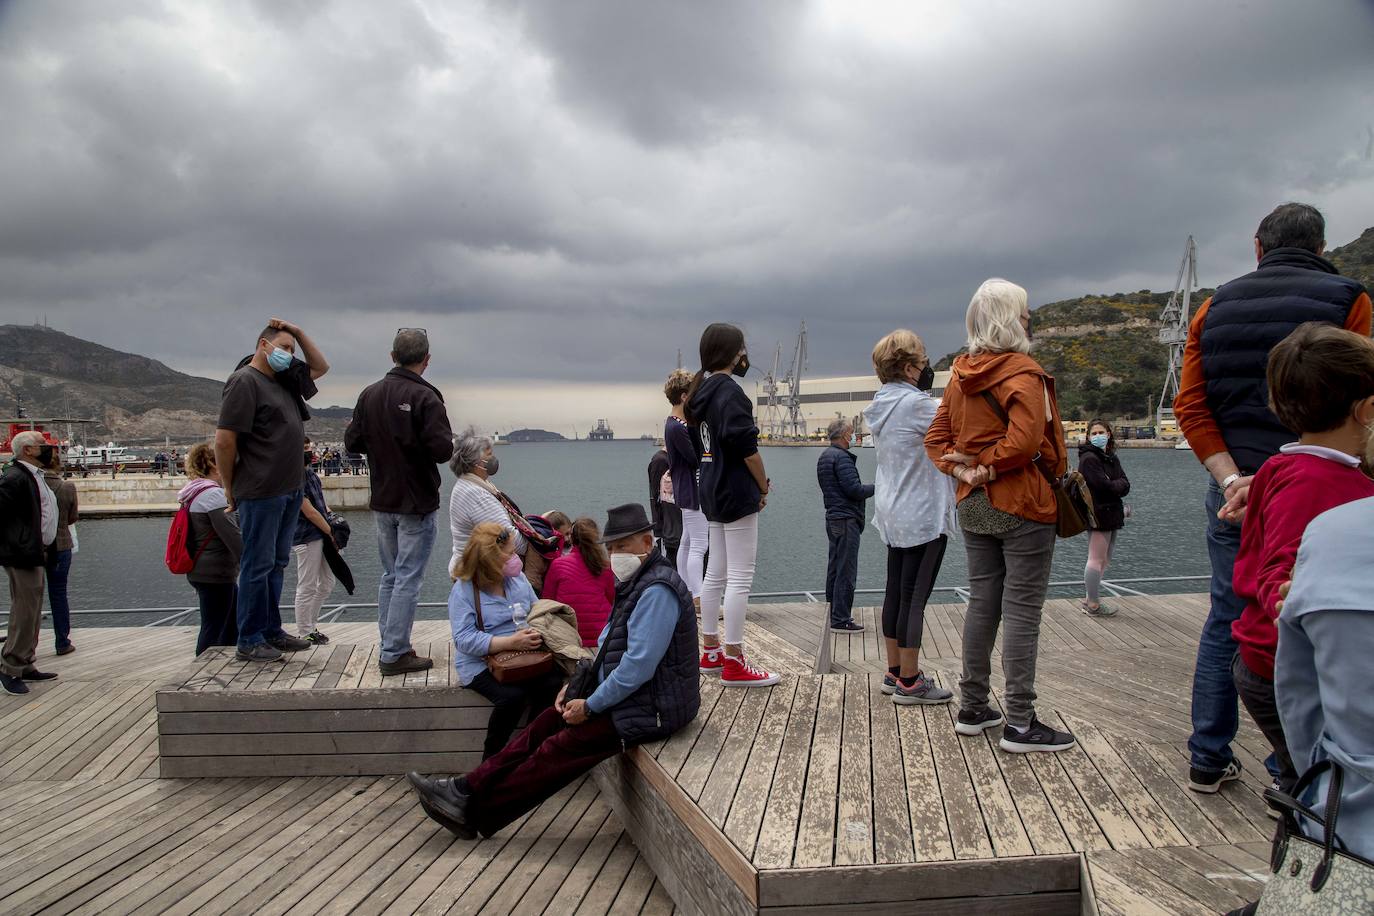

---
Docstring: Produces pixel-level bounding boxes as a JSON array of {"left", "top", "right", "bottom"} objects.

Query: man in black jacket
[
  {"left": 817, "top": 418, "right": 873, "bottom": 633},
  {"left": 406, "top": 503, "right": 699, "bottom": 839},
  {"left": 344, "top": 329, "right": 455, "bottom": 675},
  {"left": 1, "top": 431, "right": 61, "bottom": 695}
]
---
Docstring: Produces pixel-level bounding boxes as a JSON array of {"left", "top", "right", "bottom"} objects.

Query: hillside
[
  {"left": 938, "top": 225, "right": 1373, "bottom": 421},
  {"left": 0, "top": 325, "right": 352, "bottom": 444}
]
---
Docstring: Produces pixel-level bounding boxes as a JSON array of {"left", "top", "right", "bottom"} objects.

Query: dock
[{"left": 0, "top": 595, "right": 1273, "bottom": 914}]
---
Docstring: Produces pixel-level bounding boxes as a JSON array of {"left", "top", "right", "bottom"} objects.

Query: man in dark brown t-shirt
[{"left": 215, "top": 319, "right": 330, "bottom": 662}]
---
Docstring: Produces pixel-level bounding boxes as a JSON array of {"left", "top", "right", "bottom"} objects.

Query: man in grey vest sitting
[{"left": 408, "top": 503, "right": 700, "bottom": 839}]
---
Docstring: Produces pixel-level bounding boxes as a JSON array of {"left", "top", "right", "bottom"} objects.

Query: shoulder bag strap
[
  {"left": 979, "top": 391, "right": 1056, "bottom": 487},
  {"left": 472, "top": 582, "right": 486, "bottom": 633}
]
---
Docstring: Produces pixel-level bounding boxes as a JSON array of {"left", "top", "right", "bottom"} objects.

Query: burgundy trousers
[{"left": 465, "top": 706, "right": 623, "bottom": 836}]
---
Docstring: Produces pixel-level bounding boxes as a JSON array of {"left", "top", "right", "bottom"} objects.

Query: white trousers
[
  {"left": 676, "top": 507, "right": 709, "bottom": 598},
  {"left": 292, "top": 539, "right": 336, "bottom": 635},
  {"left": 700, "top": 512, "right": 758, "bottom": 646}
]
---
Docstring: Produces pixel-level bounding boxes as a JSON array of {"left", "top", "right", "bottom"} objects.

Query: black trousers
[
  {"left": 468, "top": 669, "right": 565, "bottom": 759},
  {"left": 881, "top": 536, "right": 948, "bottom": 650},
  {"left": 192, "top": 582, "right": 240, "bottom": 656},
  {"left": 1231, "top": 652, "right": 1296, "bottom": 791}
]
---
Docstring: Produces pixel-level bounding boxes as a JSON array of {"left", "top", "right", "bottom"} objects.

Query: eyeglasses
[{"left": 397, "top": 327, "right": 428, "bottom": 335}]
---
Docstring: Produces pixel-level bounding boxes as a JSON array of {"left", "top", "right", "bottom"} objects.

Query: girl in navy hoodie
[{"left": 684, "top": 324, "right": 778, "bottom": 687}]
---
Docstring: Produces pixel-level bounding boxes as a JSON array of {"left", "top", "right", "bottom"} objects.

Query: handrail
[{"left": 0, "top": 576, "right": 1210, "bottom": 625}]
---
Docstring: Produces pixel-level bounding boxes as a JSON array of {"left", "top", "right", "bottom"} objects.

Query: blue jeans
[
  {"left": 1188, "top": 480, "right": 1254, "bottom": 774},
  {"left": 824, "top": 517, "right": 863, "bottom": 626},
  {"left": 45, "top": 548, "right": 73, "bottom": 648},
  {"left": 376, "top": 511, "right": 437, "bottom": 663},
  {"left": 235, "top": 490, "right": 302, "bottom": 649}
]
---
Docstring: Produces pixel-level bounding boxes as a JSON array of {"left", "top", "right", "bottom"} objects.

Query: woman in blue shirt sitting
[{"left": 451, "top": 522, "right": 563, "bottom": 758}]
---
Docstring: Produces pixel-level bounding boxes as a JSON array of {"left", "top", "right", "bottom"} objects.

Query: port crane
[
  {"left": 782, "top": 320, "right": 808, "bottom": 439},
  {"left": 1157, "top": 236, "right": 1198, "bottom": 435},
  {"left": 760, "top": 344, "right": 786, "bottom": 438}
]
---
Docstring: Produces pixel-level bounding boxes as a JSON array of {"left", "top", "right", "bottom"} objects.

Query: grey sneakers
[
  {"left": 236, "top": 643, "right": 284, "bottom": 663},
  {"left": 892, "top": 674, "right": 954, "bottom": 705}
]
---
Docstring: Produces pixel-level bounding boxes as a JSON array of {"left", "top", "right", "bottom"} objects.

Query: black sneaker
[
  {"left": 999, "top": 718, "right": 1076, "bottom": 753},
  {"left": 1, "top": 673, "right": 30, "bottom": 695},
  {"left": 407, "top": 772, "right": 477, "bottom": 840},
  {"left": 235, "top": 643, "right": 285, "bottom": 663},
  {"left": 268, "top": 634, "right": 312, "bottom": 652},
  {"left": 305, "top": 631, "right": 330, "bottom": 646},
  {"left": 20, "top": 669, "right": 58, "bottom": 681},
  {"left": 1188, "top": 759, "right": 1242, "bottom": 794},
  {"left": 954, "top": 707, "right": 1005, "bottom": 736},
  {"left": 830, "top": 620, "right": 864, "bottom": 633}
]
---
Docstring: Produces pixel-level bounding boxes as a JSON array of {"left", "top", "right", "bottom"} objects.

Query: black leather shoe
[
  {"left": 380, "top": 652, "right": 433, "bottom": 675},
  {"left": 267, "top": 634, "right": 311, "bottom": 652},
  {"left": 406, "top": 771, "right": 476, "bottom": 839},
  {"left": 21, "top": 669, "right": 58, "bottom": 681}
]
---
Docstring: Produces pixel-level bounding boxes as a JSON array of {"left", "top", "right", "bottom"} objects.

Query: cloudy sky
[{"left": 2, "top": 0, "right": 1372, "bottom": 437}]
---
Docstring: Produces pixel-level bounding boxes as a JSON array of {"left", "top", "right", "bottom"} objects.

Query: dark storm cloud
[{"left": 1, "top": 0, "right": 1372, "bottom": 411}]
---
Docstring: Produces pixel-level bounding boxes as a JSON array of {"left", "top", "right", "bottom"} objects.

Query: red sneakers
[
  {"left": 699, "top": 647, "right": 725, "bottom": 674},
  {"left": 720, "top": 655, "right": 779, "bottom": 688}
]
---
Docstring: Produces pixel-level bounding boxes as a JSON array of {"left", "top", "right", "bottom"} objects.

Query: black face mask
[
  {"left": 303, "top": 451, "right": 314, "bottom": 467},
  {"left": 1024, "top": 314, "right": 1034, "bottom": 342},
  {"left": 916, "top": 364, "right": 936, "bottom": 391},
  {"left": 37, "top": 445, "right": 56, "bottom": 466},
  {"left": 732, "top": 352, "right": 750, "bottom": 377}
]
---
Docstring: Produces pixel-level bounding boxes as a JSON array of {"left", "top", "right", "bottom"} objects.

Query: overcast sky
[{"left": 2, "top": 0, "right": 1373, "bottom": 437}]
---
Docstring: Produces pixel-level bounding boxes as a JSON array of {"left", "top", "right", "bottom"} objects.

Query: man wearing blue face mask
[{"left": 216, "top": 319, "right": 330, "bottom": 662}]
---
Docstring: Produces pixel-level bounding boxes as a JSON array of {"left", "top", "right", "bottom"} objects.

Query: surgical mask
[
  {"left": 303, "top": 450, "right": 314, "bottom": 467},
  {"left": 1090, "top": 434, "right": 1110, "bottom": 450},
  {"left": 502, "top": 554, "right": 523, "bottom": 578},
  {"left": 916, "top": 364, "right": 935, "bottom": 391},
  {"left": 481, "top": 454, "right": 500, "bottom": 477},
  {"left": 610, "top": 552, "right": 645, "bottom": 582},
  {"left": 266, "top": 346, "right": 294, "bottom": 373},
  {"left": 732, "top": 352, "right": 750, "bottom": 377}
]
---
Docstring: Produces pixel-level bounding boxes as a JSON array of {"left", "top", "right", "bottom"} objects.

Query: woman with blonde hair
[
  {"left": 926, "top": 279, "right": 1074, "bottom": 753},
  {"left": 450, "top": 521, "right": 562, "bottom": 757},
  {"left": 863, "top": 329, "right": 956, "bottom": 705},
  {"left": 178, "top": 442, "right": 242, "bottom": 655}
]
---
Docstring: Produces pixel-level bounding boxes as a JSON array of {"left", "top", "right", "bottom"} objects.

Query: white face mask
[{"left": 609, "top": 552, "right": 645, "bottom": 582}]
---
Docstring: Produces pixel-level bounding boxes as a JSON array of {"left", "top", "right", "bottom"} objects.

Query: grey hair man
[
  {"left": 0, "top": 431, "right": 61, "bottom": 694},
  {"left": 345, "top": 328, "right": 455, "bottom": 675},
  {"left": 447, "top": 427, "right": 526, "bottom": 579},
  {"left": 816, "top": 416, "right": 873, "bottom": 633}
]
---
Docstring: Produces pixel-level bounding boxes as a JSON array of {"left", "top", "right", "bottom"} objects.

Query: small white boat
[
  {"left": 66, "top": 442, "right": 131, "bottom": 466},
  {"left": 1173, "top": 439, "right": 1193, "bottom": 451}
]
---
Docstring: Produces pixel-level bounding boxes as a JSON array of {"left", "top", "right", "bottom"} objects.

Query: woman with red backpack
[{"left": 175, "top": 442, "right": 243, "bottom": 655}]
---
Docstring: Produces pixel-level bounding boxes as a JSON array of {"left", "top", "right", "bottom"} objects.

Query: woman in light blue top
[
  {"left": 1275, "top": 493, "right": 1374, "bottom": 861},
  {"left": 450, "top": 521, "right": 562, "bottom": 758}
]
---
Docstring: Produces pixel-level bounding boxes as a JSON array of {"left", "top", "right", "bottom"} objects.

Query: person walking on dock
[
  {"left": 865, "top": 330, "right": 956, "bottom": 706},
  {"left": 345, "top": 328, "right": 454, "bottom": 676},
  {"left": 685, "top": 323, "right": 778, "bottom": 688},
  {"left": 816, "top": 417, "right": 872, "bottom": 633},
  {"left": 407, "top": 503, "right": 699, "bottom": 840},
  {"left": 1077, "top": 420, "right": 1130, "bottom": 618},
  {"left": 216, "top": 319, "right": 329, "bottom": 663},
  {"left": 41, "top": 446, "right": 79, "bottom": 656},
  {"left": 0, "top": 431, "right": 60, "bottom": 694},
  {"left": 1173, "top": 202, "right": 1371, "bottom": 795},
  {"left": 926, "top": 279, "right": 1075, "bottom": 753}
]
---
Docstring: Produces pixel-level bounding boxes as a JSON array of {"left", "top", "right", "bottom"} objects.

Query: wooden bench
[{"left": 156, "top": 639, "right": 494, "bottom": 777}]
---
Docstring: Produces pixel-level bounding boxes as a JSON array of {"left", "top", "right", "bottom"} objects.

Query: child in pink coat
[{"left": 541, "top": 517, "right": 616, "bottom": 647}]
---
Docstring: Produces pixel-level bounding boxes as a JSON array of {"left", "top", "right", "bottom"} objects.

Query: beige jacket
[{"left": 529, "top": 599, "right": 594, "bottom": 675}]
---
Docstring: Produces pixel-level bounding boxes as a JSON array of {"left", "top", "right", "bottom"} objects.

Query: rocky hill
[
  {"left": 0, "top": 325, "right": 352, "bottom": 444},
  {"left": 939, "top": 225, "right": 1373, "bottom": 421}
]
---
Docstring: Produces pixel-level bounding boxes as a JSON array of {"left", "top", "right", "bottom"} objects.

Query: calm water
[{"left": 63, "top": 442, "right": 1213, "bottom": 623}]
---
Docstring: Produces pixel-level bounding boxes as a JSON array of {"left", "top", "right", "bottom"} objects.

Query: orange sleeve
[
  {"left": 1172, "top": 297, "right": 1229, "bottom": 463},
  {"left": 1345, "top": 292, "right": 1371, "bottom": 335}
]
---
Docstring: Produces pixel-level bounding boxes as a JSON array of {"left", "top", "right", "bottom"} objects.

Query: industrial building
[{"left": 754, "top": 372, "right": 952, "bottom": 439}]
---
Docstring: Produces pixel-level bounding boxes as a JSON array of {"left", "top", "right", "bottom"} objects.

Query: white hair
[
  {"left": 826, "top": 417, "right": 853, "bottom": 440},
  {"left": 450, "top": 427, "right": 492, "bottom": 476},
  {"left": 966, "top": 278, "right": 1031, "bottom": 356},
  {"left": 10, "top": 431, "right": 46, "bottom": 454}
]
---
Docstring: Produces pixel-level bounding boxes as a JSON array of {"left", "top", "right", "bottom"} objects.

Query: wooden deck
[{"left": 0, "top": 597, "right": 1273, "bottom": 914}]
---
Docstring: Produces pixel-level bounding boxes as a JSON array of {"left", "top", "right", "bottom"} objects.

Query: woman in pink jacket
[{"left": 540, "top": 517, "right": 616, "bottom": 647}]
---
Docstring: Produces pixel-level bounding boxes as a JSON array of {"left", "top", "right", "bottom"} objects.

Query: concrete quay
[{"left": 72, "top": 473, "right": 372, "bottom": 517}]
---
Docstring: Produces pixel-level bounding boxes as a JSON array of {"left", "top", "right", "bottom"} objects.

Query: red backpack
[{"left": 166, "top": 492, "right": 216, "bottom": 574}]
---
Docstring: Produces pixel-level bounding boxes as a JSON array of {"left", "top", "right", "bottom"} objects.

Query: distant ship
[{"left": 588, "top": 419, "right": 615, "bottom": 441}]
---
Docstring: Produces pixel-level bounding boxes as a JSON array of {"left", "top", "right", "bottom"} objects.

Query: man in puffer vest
[
  {"left": 1173, "top": 202, "right": 1370, "bottom": 796},
  {"left": 407, "top": 502, "right": 700, "bottom": 839}
]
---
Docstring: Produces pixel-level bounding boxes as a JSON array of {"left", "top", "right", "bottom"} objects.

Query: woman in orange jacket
[{"left": 925, "top": 278, "right": 1074, "bottom": 754}]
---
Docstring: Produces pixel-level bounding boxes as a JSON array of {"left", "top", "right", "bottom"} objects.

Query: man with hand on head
[
  {"left": 406, "top": 503, "right": 700, "bottom": 840},
  {"left": 0, "top": 431, "right": 61, "bottom": 694},
  {"left": 216, "top": 318, "right": 329, "bottom": 663}
]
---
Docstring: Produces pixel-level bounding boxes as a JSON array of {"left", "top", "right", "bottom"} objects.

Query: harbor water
[{"left": 64, "top": 443, "right": 1211, "bottom": 622}]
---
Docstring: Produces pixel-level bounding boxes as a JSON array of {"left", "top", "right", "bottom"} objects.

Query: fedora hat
[{"left": 601, "top": 503, "right": 654, "bottom": 543}]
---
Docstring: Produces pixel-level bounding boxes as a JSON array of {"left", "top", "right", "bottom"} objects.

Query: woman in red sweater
[
  {"left": 540, "top": 517, "right": 616, "bottom": 647},
  {"left": 1226, "top": 323, "right": 1374, "bottom": 793}
]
